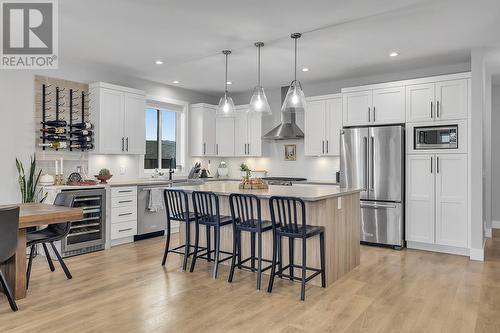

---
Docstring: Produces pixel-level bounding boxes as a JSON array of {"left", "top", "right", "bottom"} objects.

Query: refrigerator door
[
  {"left": 368, "top": 126, "right": 404, "bottom": 202},
  {"left": 340, "top": 127, "right": 369, "bottom": 199},
  {"left": 360, "top": 201, "right": 403, "bottom": 246}
]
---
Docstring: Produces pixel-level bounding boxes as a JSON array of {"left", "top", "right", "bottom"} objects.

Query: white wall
[
  {"left": 492, "top": 84, "right": 500, "bottom": 224},
  {"left": 0, "top": 66, "right": 217, "bottom": 204}
]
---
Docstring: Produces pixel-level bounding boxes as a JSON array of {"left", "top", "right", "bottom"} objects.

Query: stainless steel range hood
[{"left": 262, "top": 86, "right": 304, "bottom": 140}]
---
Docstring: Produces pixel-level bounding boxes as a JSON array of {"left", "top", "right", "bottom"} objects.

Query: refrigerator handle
[
  {"left": 370, "top": 136, "right": 375, "bottom": 190},
  {"left": 364, "top": 136, "right": 368, "bottom": 190}
]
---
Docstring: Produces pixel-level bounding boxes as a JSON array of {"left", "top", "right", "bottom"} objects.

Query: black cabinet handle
[
  {"left": 126, "top": 137, "right": 129, "bottom": 151},
  {"left": 118, "top": 228, "right": 132, "bottom": 232},
  {"left": 118, "top": 212, "right": 133, "bottom": 217},
  {"left": 118, "top": 200, "right": 133, "bottom": 204}
]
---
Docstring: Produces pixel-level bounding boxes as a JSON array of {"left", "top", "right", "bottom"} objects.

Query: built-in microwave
[{"left": 414, "top": 125, "right": 458, "bottom": 149}]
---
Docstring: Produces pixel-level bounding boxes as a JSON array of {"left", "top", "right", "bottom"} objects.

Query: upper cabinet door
[
  {"left": 99, "top": 89, "right": 124, "bottom": 154},
  {"left": 304, "top": 100, "right": 326, "bottom": 156},
  {"left": 215, "top": 116, "right": 235, "bottom": 156},
  {"left": 190, "top": 106, "right": 204, "bottom": 156},
  {"left": 406, "top": 83, "right": 435, "bottom": 123},
  {"left": 123, "top": 93, "right": 146, "bottom": 154},
  {"left": 435, "top": 79, "right": 468, "bottom": 121},
  {"left": 202, "top": 107, "right": 217, "bottom": 156},
  {"left": 406, "top": 154, "right": 435, "bottom": 244},
  {"left": 435, "top": 154, "right": 467, "bottom": 247},
  {"left": 325, "top": 98, "right": 342, "bottom": 156},
  {"left": 234, "top": 112, "right": 248, "bottom": 156},
  {"left": 372, "top": 86, "right": 405, "bottom": 125},
  {"left": 342, "top": 90, "right": 372, "bottom": 126},
  {"left": 247, "top": 112, "right": 262, "bottom": 157}
]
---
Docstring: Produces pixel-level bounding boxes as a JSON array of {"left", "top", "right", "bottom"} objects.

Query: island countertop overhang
[{"left": 171, "top": 181, "right": 362, "bottom": 201}]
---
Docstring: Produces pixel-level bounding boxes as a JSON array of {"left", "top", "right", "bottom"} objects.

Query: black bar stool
[
  {"left": 228, "top": 193, "right": 274, "bottom": 290},
  {"left": 0, "top": 206, "right": 20, "bottom": 312},
  {"left": 267, "top": 196, "right": 326, "bottom": 301},
  {"left": 162, "top": 189, "right": 205, "bottom": 271},
  {"left": 189, "top": 191, "right": 233, "bottom": 279}
]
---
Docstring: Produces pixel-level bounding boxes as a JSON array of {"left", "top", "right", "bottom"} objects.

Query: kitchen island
[{"left": 172, "top": 181, "right": 361, "bottom": 287}]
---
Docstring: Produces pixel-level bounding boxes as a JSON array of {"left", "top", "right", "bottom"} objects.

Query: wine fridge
[{"left": 46, "top": 188, "right": 106, "bottom": 257}]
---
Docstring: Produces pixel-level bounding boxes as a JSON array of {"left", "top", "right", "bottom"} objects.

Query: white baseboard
[
  {"left": 469, "top": 247, "right": 485, "bottom": 261},
  {"left": 406, "top": 241, "right": 469, "bottom": 256},
  {"left": 493, "top": 220, "right": 500, "bottom": 229},
  {"left": 485, "top": 227, "right": 492, "bottom": 238}
]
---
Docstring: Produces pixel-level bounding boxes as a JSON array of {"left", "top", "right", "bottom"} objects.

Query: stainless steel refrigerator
[{"left": 340, "top": 125, "right": 404, "bottom": 248}]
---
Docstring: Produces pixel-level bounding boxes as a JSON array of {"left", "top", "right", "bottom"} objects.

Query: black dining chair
[
  {"left": 0, "top": 206, "right": 20, "bottom": 312},
  {"left": 189, "top": 191, "right": 233, "bottom": 279},
  {"left": 228, "top": 193, "right": 274, "bottom": 290},
  {"left": 267, "top": 196, "right": 326, "bottom": 301},
  {"left": 26, "top": 193, "right": 75, "bottom": 289}
]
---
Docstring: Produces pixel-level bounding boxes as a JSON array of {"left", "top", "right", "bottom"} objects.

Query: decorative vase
[{"left": 95, "top": 174, "right": 112, "bottom": 184}]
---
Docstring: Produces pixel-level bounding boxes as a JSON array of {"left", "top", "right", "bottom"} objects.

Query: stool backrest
[
  {"left": 47, "top": 193, "right": 75, "bottom": 236},
  {"left": 229, "top": 193, "right": 261, "bottom": 228},
  {"left": 192, "top": 191, "right": 220, "bottom": 222},
  {"left": 0, "top": 206, "right": 20, "bottom": 263},
  {"left": 269, "top": 196, "right": 306, "bottom": 235},
  {"left": 164, "top": 189, "right": 189, "bottom": 220}
]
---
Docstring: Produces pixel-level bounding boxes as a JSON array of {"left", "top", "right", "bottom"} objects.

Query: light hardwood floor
[{"left": 1, "top": 230, "right": 499, "bottom": 333}]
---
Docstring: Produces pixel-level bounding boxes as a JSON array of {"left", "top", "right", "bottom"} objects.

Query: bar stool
[
  {"left": 228, "top": 193, "right": 274, "bottom": 290},
  {"left": 267, "top": 196, "right": 326, "bottom": 301},
  {"left": 161, "top": 189, "right": 204, "bottom": 271},
  {"left": 0, "top": 206, "right": 20, "bottom": 312},
  {"left": 189, "top": 191, "right": 233, "bottom": 279}
]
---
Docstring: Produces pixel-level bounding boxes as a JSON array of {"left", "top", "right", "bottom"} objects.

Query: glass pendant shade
[
  {"left": 218, "top": 92, "right": 236, "bottom": 115},
  {"left": 249, "top": 85, "right": 271, "bottom": 114},
  {"left": 281, "top": 80, "right": 306, "bottom": 113}
]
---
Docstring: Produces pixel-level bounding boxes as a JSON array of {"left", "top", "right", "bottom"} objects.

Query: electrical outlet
[
  {"left": 337, "top": 197, "right": 342, "bottom": 210},
  {"left": 119, "top": 166, "right": 126, "bottom": 175}
]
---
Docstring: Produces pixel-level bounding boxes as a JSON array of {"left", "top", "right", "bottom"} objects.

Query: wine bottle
[
  {"left": 70, "top": 142, "right": 94, "bottom": 149},
  {"left": 71, "top": 136, "right": 93, "bottom": 143},
  {"left": 71, "top": 122, "right": 93, "bottom": 130},
  {"left": 40, "top": 127, "right": 66, "bottom": 134},
  {"left": 39, "top": 141, "right": 68, "bottom": 149},
  {"left": 41, "top": 120, "right": 67, "bottom": 127},
  {"left": 40, "top": 135, "right": 68, "bottom": 141},
  {"left": 69, "top": 129, "right": 93, "bottom": 136}
]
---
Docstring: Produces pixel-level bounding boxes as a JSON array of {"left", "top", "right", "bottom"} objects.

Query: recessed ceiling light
[
  {"left": 172, "top": 80, "right": 179, "bottom": 84},
  {"left": 155, "top": 60, "right": 164, "bottom": 65},
  {"left": 302, "top": 68, "right": 310, "bottom": 72},
  {"left": 227, "top": 81, "right": 232, "bottom": 85},
  {"left": 389, "top": 52, "right": 400, "bottom": 57}
]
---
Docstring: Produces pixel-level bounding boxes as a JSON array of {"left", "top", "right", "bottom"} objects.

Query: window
[{"left": 144, "top": 107, "right": 177, "bottom": 170}]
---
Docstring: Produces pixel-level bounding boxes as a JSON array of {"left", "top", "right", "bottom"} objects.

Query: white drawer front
[
  {"left": 111, "top": 220, "right": 137, "bottom": 240},
  {"left": 111, "top": 186, "right": 137, "bottom": 197},
  {"left": 111, "top": 206, "right": 137, "bottom": 224},
  {"left": 111, "top": 195, "right": 137, "bottom": 208}
]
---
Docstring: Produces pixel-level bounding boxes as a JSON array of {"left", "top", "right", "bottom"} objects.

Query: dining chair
[{"left": 0, "top": 206, "right": 20, "bottom": 311}]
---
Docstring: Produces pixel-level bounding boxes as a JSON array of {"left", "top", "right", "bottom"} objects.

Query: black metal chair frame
[
  {"left": 0, "top": 206, "right": 20, "bottom": 312},
  {"left": 161, "top": 189, "right": 207, "bottom": 271},
  {"left": 189, "top": 191, "right": 233, "bottom": 279},
  {"left": 267, "top": 196, "right": 326, "bottom": 301},
  {"left": 228, "top": 193, "right": 274, "bottom": 290},
  {"left": 26, "top": 194, "right": 75, "bottom": 290}
]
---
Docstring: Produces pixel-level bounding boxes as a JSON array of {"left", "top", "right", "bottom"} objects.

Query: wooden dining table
[{"left": 0, "top": 203, "right": 83, "bottom": 300}]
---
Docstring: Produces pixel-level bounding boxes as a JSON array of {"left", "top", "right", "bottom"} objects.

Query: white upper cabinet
[
  {"left": 90, "top": 82, "right": 146, "bottom": 155},
  {"left": 305, "top": 95, "right": 342, "bottom": 156},
  {"left": 406, "top": 79, "right": 468, "bottom": 123},
  {"left": 190, "top": 104, "right": 216, "bottom": 156},
  {"left": 231, "top": 105, "right": 263, "bottom": 157},
  {"left": 371, "top": 86, "right": 405, "bottom": 125},
  {"left": 342, "top": 90, "right": 371, "bottom": 126},
  {"left": 247, "top": 112, "right": 262, "bottom": 157},
  {"left": 215, "top": 116, "right": 235, "bottom": 156}
]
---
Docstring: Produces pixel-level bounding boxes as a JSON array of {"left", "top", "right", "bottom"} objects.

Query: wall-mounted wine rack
[{"left": 37, "top": 76, "right": 93, "bottom": 152}]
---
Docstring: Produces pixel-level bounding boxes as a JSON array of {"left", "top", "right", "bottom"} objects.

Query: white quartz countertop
[{"left": 171, "top": 181, "right": 361, "bottom": 201}]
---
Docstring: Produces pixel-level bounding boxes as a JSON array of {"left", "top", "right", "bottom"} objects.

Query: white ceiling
[{"left": 60, "top": 0, "right": 500, "bottom": 95}]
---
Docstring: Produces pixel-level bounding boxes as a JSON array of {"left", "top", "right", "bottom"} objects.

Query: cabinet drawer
[
  {"left": 111, "top": 186, "right": 137, "bottom": 197},
  {"left": 111, "top": 220, "right": 137, "bottom": 240},
  {"left": 111, "top": 195, "right": 136, "bottom": 208},
  {"left": 111, "top": 206, "right": 137, "bottom": 224}
]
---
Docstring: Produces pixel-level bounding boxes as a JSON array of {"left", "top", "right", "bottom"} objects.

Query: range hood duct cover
[{"left": 262, "top": 86, "right": 304, "bottom": 140}]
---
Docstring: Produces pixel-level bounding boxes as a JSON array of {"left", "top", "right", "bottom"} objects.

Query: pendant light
[
  {"left": 249, "top": 42, "right": 271, "bottom": 114},
  {"left": 281, "top": 33, "right": 306, "bottom": 114},
  {"left": 217, "top": 50, "right": 236, "bottom": 116}
]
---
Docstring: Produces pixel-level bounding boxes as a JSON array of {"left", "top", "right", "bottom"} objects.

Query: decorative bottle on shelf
[
  {"left": 39, "top": 141, "right": 68, "bottom": 149},
  {"left": 41, "top": 120, "right": 67, "bottom": 127},
  {"left": 69, "top": 129, "right": 93, "bottom": 136},
  {"left": 71, "top": 122, "right": 93, "bottom": 130},
  {"left": 40, "top": 127, "right": 66, "bottom": 134},
  {"left": 70, "top": 142, "right": 94, "bottom": 150},
  {"left": 40, "top": 135, "right": 68, "bottom": 141},
  {"left": 70, "top": 136, "right": 93, "bottom": 142}
]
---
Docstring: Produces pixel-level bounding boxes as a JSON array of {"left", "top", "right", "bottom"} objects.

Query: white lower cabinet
[
  {"left": 406, "top": 154, "right": 467, "bottom": 248},
  {"left": 110, "top": 186, "right": 137, "bottom": 243}
]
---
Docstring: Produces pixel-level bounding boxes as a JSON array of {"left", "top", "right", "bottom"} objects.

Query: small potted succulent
[
  {"left": 240, "top": 163, "right": 251, "bottom": 181},
  {"left": 95, "top": 168, "right": 113, "bottom": 183}
]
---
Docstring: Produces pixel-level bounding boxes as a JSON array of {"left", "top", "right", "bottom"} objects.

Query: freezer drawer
[{"left": 360, "top": 201, "right": 403, "bottom": 247}]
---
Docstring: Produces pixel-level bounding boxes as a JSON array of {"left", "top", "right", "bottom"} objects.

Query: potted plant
[
  {"left": 95, "top": 168, "right": 113, "bottom": 183},
  {"left": 16, "top": 155, "right": 47, "bottom": 203},
  {"left": 240, "top": 163, "right": 251, "bottom": 181}
]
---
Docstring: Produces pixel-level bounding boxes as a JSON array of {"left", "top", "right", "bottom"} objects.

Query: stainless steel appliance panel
[
  {"left": 340, "top": 127, "right": 369, "bottom": 199},
  {"left": 369, "top": 126, "right": 404, "bottom": 202},
  {"left": 137, "top": 186, "right": 168, "bottom": 235},
  {"left": 360, "top": 201, "right": 403, "bottom": 246}
]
